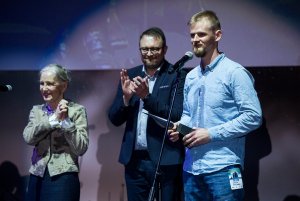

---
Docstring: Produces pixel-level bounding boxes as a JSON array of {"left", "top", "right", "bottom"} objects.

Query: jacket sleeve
[
  {"left": 63, "top": 105, "right": 89, "bottom": 156},
  {"left": 108, "top": 80, "right": 133, "bottom": 126},
  {"left": 23, "top": 106, "right": 53, "bottom": 145}
]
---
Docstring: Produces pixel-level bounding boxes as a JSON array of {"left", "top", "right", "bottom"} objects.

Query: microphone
[
  {"left": 0, "top": 84, "right": 12, "bottom": 92},
  {"left": 168, "top": 51, "right": 193, "bottom": 73}
]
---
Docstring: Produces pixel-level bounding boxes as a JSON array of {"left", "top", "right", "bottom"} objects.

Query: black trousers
[{"left": 125, "top": 150, "right": 183, "bottom": 201}]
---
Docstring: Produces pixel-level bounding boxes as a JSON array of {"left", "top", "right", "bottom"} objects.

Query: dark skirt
[{"left": 25, "top": 168, "right": 80, "bottom": 201}]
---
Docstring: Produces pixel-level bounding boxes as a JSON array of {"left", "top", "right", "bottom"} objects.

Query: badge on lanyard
[{"left": 228, "top": 167, "right": 243, "bottom": 190}]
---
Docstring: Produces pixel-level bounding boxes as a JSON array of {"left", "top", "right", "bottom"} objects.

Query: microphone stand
[{"left": 148, "top": 67, "right": 184, "bottom": 201}]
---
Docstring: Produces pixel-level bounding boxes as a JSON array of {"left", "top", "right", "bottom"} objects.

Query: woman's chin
[{"left": 43, "top": 98, "right": 52, "bottom": 103}]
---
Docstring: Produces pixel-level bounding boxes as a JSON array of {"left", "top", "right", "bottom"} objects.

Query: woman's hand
[{"left": 56, "top": 99, "right": 69, "bottom": 121}]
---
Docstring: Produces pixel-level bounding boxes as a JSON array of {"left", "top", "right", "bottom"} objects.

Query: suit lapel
[{"left": 151, "top": 61, "right": 170, "bottom": 97}]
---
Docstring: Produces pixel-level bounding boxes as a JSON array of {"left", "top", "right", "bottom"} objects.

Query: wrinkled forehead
[{"left": 40, "top": 70, "right": 59, "bottom": 82}]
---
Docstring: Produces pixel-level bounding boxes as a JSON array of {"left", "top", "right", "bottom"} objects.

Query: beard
[
  {"left": 143, "top": 58, "right": 164, "bottom": 69},
  {"left": 145, "top": 62, "right": 158, "bottom": 69},
  {"left": 193, "top": 46, "right": 206, "bottom": 58}
]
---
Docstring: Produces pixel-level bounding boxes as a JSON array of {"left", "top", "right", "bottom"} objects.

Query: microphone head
[
  {"left": 185, "top": 51, "right": 194, "bottom": 60},
  {"left": 168, "top": 51, "right": 193, "bottom": 74},
  {"left": 0, "top": 84, "right": 12, "bottom": 92},
  {"left": 6, "top": 85, "right": 12, "bottom": 91}
]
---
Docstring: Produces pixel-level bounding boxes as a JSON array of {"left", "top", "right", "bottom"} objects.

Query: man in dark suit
[{"left": 108, "top": 27, "right": 186, "bottom": 201}]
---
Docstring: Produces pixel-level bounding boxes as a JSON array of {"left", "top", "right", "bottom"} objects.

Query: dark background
[{"left": 0, "top": 0, "right": 300, "bottom": 69}]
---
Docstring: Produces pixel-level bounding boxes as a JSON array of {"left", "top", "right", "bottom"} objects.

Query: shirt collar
[
  {"left": 142, "top": 63, "right": 162, "bottom": 80},
  {"left": 199, "top": 53, "right": 225, "bottom": 73}
]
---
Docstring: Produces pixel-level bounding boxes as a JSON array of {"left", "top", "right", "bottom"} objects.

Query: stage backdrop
[
  {"left": 1, "top": 0, "right": 300, "bottom": 70},
  {"left": 0, "top": 68, "right": 299, "bottom": 201}
]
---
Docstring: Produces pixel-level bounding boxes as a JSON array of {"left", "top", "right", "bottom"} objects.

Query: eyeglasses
[{"left": 139, "top": 47, "right": 163, "bottom": 54}]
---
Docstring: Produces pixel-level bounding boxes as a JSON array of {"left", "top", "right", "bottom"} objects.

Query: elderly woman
[{"left": 23, "top": 64, "right": 89, "bottom": 201}]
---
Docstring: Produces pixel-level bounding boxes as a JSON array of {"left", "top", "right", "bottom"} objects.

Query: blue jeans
[{"left": 183, "top": 165, "right": 244, "bottom": 201}]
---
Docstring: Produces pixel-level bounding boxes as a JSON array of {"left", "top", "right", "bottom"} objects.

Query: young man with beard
[
  {"left": 168, "top": 10, "right": 262, "bottom": 201},
  {"left": 109, "top": 27, "right": 186, "bottom": 201}
]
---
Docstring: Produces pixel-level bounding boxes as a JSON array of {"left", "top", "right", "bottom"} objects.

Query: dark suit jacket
[{"left": 108, "top": 60, "right": 186, "bottom": 166}]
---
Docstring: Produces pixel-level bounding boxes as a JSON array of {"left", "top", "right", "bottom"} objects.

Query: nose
[
  {"left": 192, "top": 33, "right": 200, "bottom": 41},
  {"left": 145, "top": 50, "right": 154, "bottom": 56}
]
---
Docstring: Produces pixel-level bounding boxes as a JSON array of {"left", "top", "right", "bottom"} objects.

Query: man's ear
[
  {"left": 163, "top": 45, "right": 168, "bottom": 55},
  {"left": 215, "top": 29, "right": 222, "bottom": 42}
]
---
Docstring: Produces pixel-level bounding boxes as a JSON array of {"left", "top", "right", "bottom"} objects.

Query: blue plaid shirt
[{"left": 180, "top": 53, "right": 262, "bottom": 174}]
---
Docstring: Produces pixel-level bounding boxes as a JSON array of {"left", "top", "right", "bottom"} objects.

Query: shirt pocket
[
  {"left": 157, "top": 85, "right": 171, "bottom": 99},
  {"left": 158, "top": 85, "right": 171, "bottom": 93}
]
